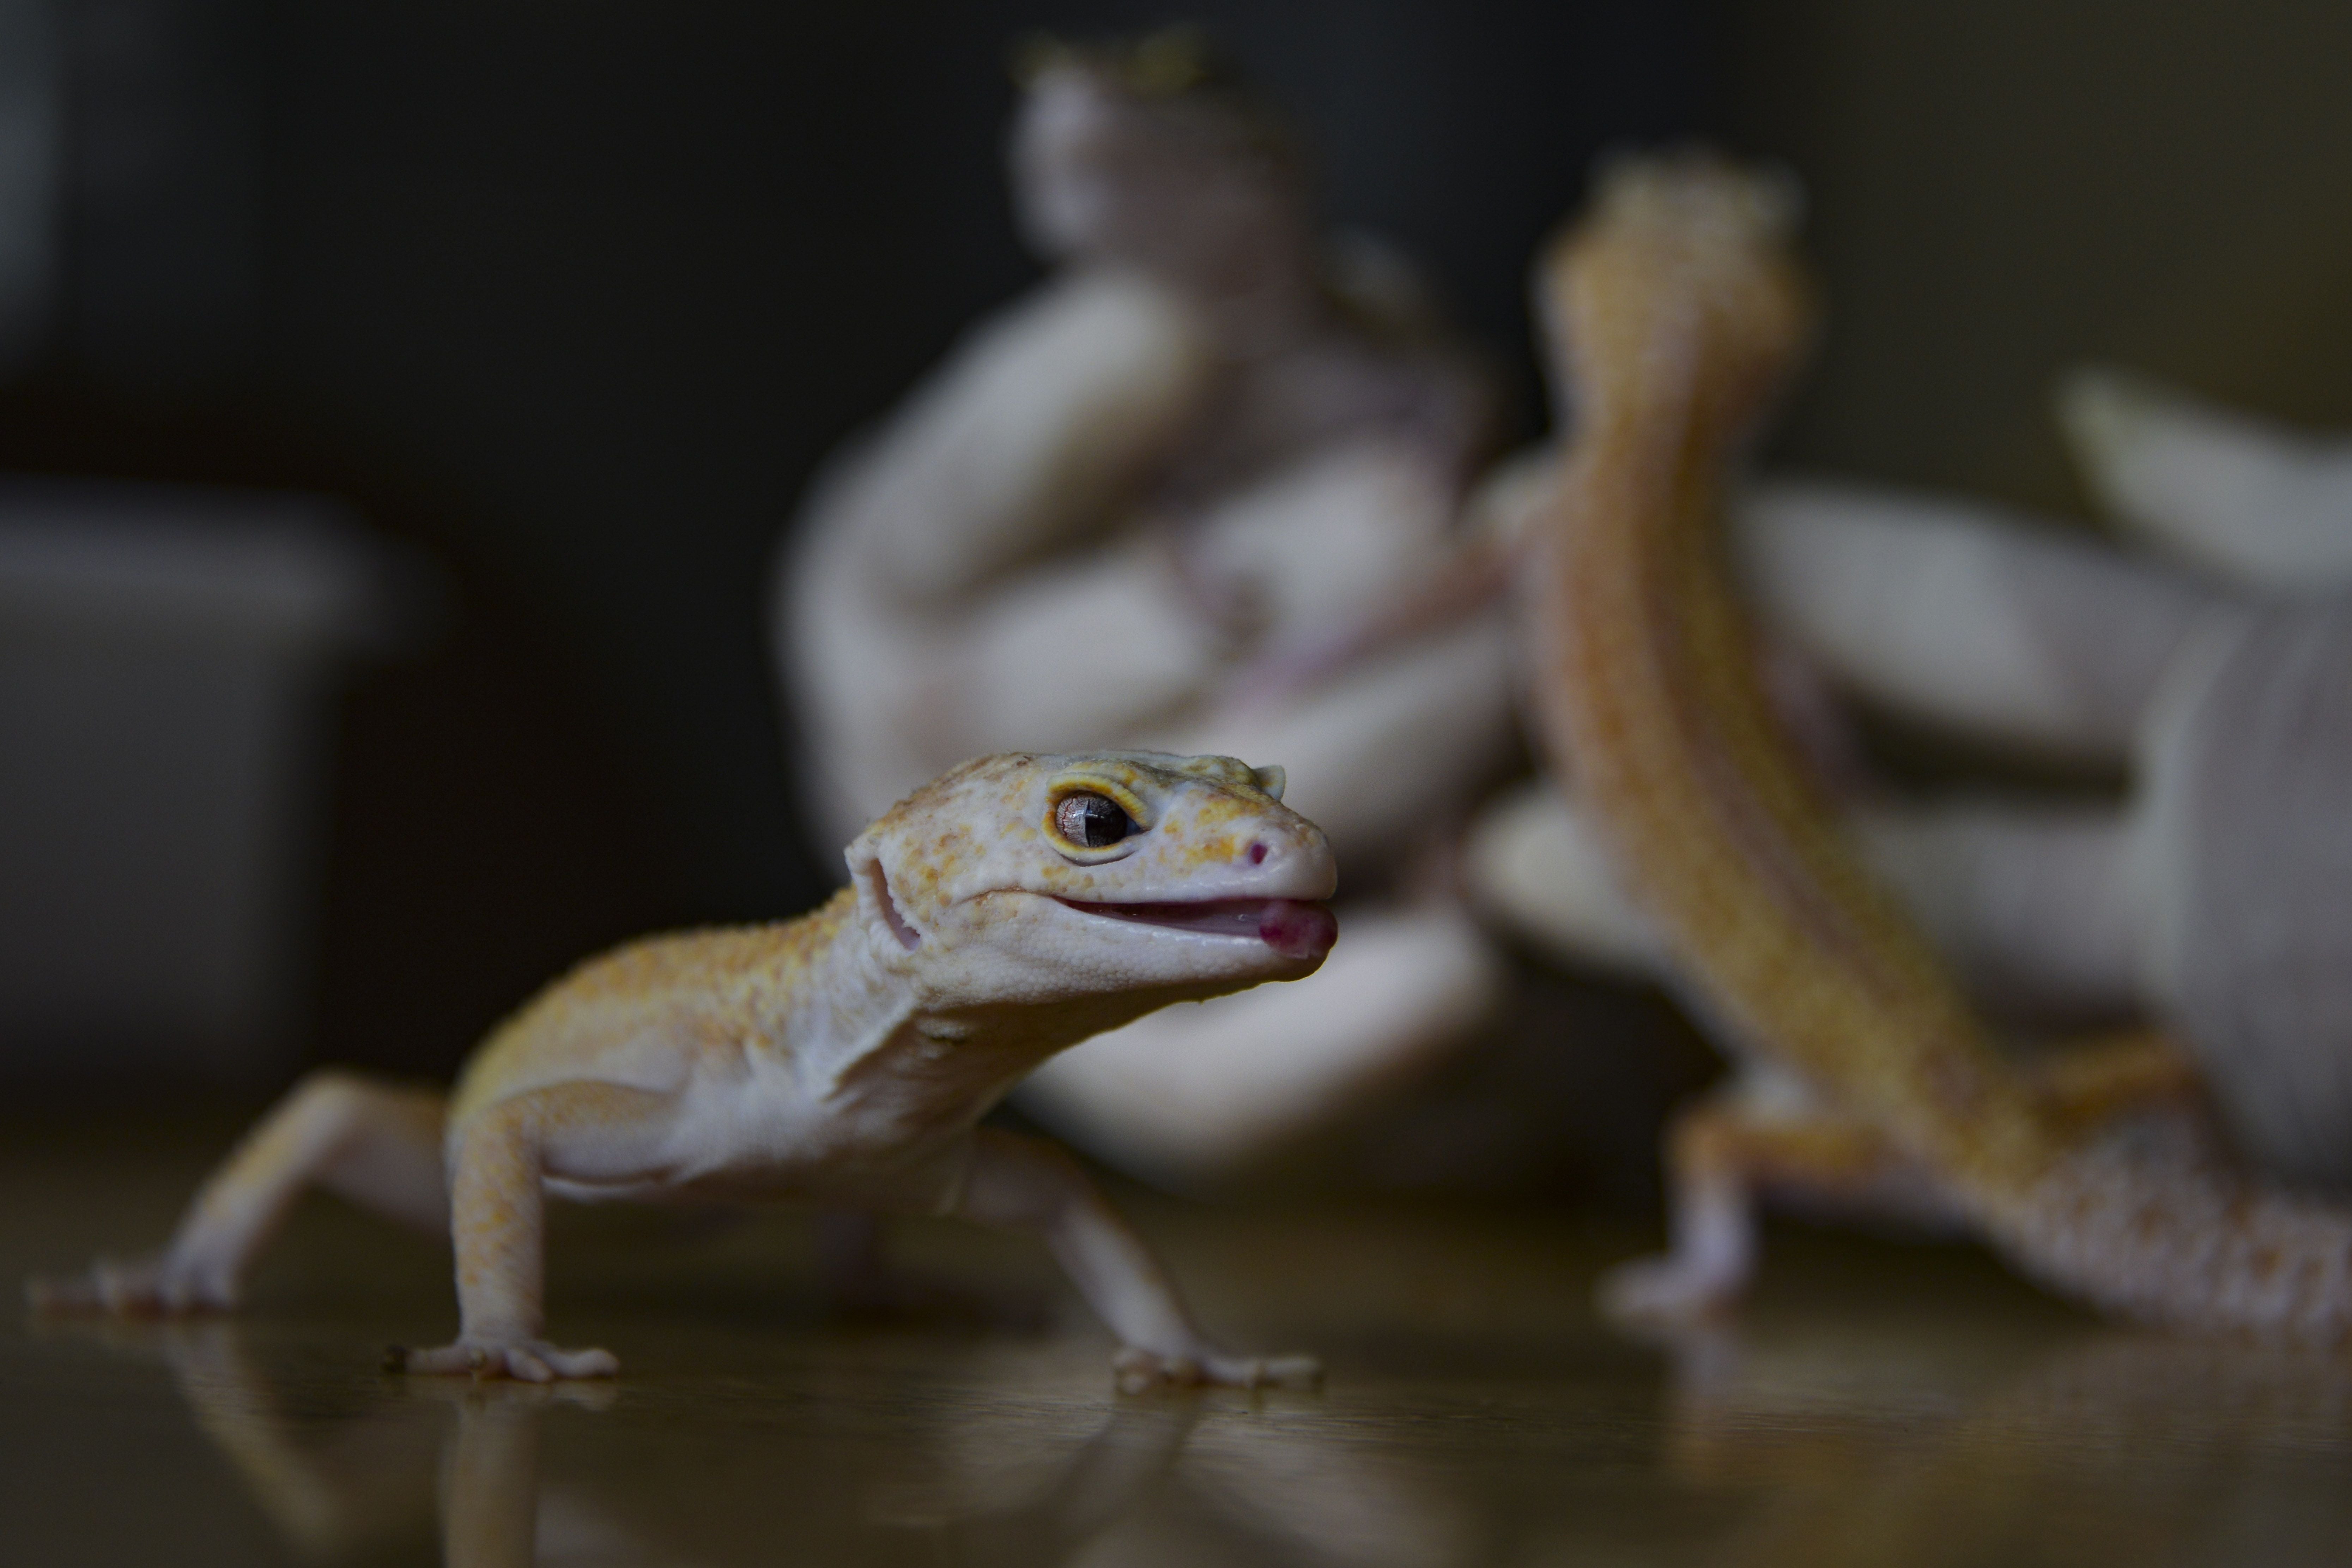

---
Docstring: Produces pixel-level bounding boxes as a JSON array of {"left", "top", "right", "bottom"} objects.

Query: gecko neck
[{"left": 792, "top": 893, "right": 1209, "bottom": 1131}]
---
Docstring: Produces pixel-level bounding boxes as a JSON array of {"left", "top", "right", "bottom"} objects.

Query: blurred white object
[
  {"left": 778, "top": 42, "right": 1513, "bottom": 1187},
  {"left": 2061, "top": 367, "right": 2352, "bottom": 592},
  {"left": 1016, "top": 902, "right": 1506, "bottom": 1186},
  {"left": 0, "top": 479, "right": 411, "bottom": 1078}
]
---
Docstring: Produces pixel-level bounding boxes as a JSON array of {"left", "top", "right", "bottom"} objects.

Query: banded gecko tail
[{"left": 1532, "top": 151, "right": 2352, "bottom": 1342}]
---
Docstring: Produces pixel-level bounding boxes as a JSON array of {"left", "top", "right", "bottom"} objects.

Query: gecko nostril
[{"left": 1248, "top": 842, "right": 1268, "bottom": 865}]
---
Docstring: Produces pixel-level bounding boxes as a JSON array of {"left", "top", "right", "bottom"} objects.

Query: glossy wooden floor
[{"left": 6, "top": 1111, "right": 2349, "bottom": 1566}]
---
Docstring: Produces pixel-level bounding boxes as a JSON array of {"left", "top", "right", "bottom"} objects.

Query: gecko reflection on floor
[{"left": 5, "top": 1114, "right": 2351, "bottom": 1566}]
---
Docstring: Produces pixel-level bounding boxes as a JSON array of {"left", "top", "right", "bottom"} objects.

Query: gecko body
[
  {"left": 1535, "top": 157, "right": 2352, "bottom": 1339},
  {"left": 32, "top": 750, "right": 1336, "bottom": 1386}
]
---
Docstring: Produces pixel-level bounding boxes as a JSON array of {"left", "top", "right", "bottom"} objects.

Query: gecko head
[
  {"left": 843, "top": 751, "right": 1337, "bottom": 1011},
  {"left": 1540, "top": 151, "right": 1813, "bottom": 428},
  {"left": 1006, "top": 28, "right": 1311, "bottom": 302}
]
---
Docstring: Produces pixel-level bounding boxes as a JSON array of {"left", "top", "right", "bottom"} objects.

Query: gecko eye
[{"left": 1055, "top": 792, "right": 1133, "bottom": 848}]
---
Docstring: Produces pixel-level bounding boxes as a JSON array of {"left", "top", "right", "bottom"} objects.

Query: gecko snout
[{"left": 1224, "top": 815, "right": 1336, "bottom": 904}]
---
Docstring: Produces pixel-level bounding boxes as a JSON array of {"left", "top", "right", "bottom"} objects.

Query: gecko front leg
[
  {"left": 955, "top": 1128, "right": 1319, "bottom": 1393},
  {"left": 398, "top": 1084, "right": 668, "bottom": 1383}
]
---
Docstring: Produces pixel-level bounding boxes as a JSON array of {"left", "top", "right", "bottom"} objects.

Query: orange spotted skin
[
  {"left": 1538, "top": 157, "right": 2352, "bottom": 1340},
  {"left": 451, "top": 894, "right": 855, "bottom": 1129}
]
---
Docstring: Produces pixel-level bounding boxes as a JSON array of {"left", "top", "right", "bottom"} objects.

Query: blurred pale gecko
[
  {"left": 1531, "top": 155, "right": 2352, "bottom": 1338},
  {"left": 30, "top": 751, "right": 1335, "bottom": 1388}
]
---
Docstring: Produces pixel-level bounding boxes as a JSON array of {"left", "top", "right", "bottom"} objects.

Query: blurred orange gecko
[{"left": 1530, "top": 153, "right": 2352, "bottom": 1339}]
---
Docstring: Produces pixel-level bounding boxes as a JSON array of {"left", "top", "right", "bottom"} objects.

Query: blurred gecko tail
[{"left": 1992, "top": 1148, "right": 2352, "bottom": 1343}]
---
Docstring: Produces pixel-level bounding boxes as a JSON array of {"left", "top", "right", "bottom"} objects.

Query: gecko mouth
[{"left": 1055, "top": 897, "right": 1336, "bottom": 960}]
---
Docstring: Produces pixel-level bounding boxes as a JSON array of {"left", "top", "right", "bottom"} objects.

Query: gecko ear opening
[
  {"left": 1251, "top": 764, "right": 1286, "bottom": 802},
  {"left": 861, "top": 860, "right": 922, "bottom": 951}
]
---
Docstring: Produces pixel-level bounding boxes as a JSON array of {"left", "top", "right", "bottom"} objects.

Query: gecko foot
[
  {"left": 396, "top": 1338, "right": 619, "bottom": 1382},
  {"left": 1594, "top": 1253, "right": 1743, "bottom": 1330},
  {"left": 25, "top": 1254, "right": 236, "bottom": 1318},
  {"left": 1112, "top": 1346, "right": 1322, "bottom": 1395}
]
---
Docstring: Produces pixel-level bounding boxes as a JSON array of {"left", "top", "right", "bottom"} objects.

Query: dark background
[
  {"left": 0, "top": 0, "right": 1710, "bottom": 1081},
  {"left": 5, "top": 0, "right": 2350, "bottom": 1085}
]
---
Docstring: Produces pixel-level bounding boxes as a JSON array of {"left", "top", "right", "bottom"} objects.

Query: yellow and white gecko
[{"left": 29, "top": 751, "right": 1335, "bottom": 1388}]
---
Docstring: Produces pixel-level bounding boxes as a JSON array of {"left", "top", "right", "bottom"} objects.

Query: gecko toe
[{"left": 1595, "top": 1254, "right": 1742, "bottom": 1328}]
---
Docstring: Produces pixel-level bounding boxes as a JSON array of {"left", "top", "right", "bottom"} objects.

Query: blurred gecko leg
[
  {"left": 1600, "top": 1097, "right": 1909, "bottom": 1326},
  {"left": 2018, "top": 1029, "right": 2204, "bottom": 1133},
  {"left": 28, "top": 1071, "right": 447, "bottom": 1315}
]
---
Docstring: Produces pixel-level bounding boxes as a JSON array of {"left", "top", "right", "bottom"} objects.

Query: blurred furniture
[{"left": 0, "top": 479, "right": 409, "bottom": 1079}]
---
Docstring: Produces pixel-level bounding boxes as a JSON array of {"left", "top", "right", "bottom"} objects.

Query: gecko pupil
[{"left": 1057, "top": 792, "right": 1130, "bottom": 848}]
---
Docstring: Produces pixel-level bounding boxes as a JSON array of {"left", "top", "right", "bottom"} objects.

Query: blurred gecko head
[
  {"left": 844, "top": 750, "right": 1337, "bottom": 1014},
  {"left": 1007, "top": 27, "right": 1312, "bottom": 304},
  {"left": 1540, "top": 149, "right": 1814, "bottom": 435}
]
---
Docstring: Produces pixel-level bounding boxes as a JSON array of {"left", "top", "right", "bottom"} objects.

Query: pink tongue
[{"left": 1257, "top": 898, "right": 1338, "bottom": 960}]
